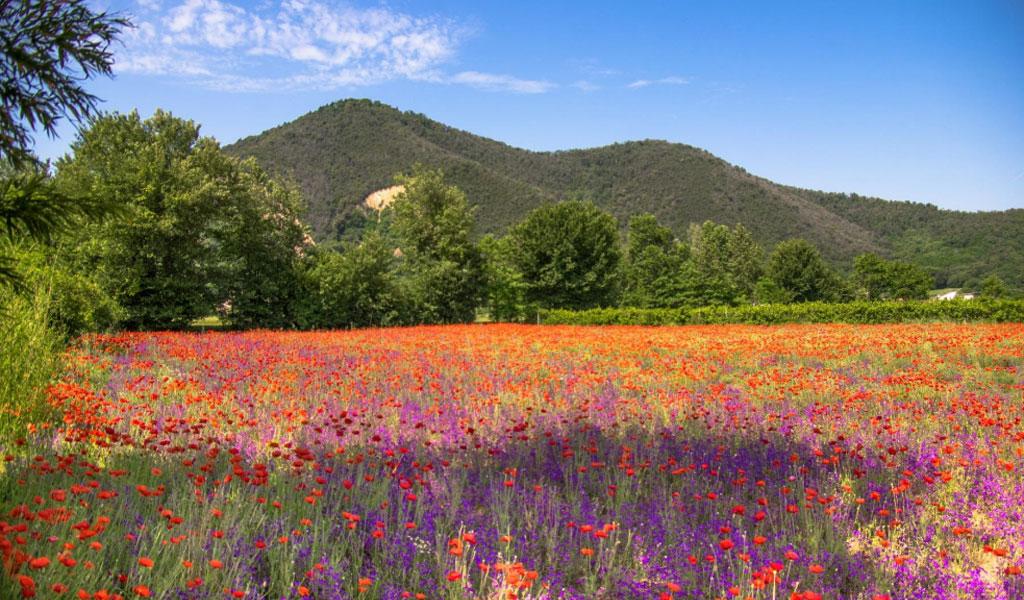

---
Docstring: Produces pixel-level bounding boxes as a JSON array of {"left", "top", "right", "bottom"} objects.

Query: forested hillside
[
  {"left": 227, "top": 99, "right": 1023, "bottom": 288},
  {"left": 798, "top": 190, "right": 1024, "bottom": 289}
]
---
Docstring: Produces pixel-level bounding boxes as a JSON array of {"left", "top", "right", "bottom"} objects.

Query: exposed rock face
[{"left": 364, "top": 185, "right": 405, "bottom": 212}]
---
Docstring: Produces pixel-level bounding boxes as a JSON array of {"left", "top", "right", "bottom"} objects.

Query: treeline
[
  {"left": 5, "top": 109, "right": 1017, "bottom": 337},
  {"left": 3, "top": 110, "right": 1017, "bottom": 336},
  {"left": 803, "top": 189, "right": 1024, "bottom": 290},
  {"left": 4, "top": 111, "right": 489, "bottom": 333},
  {"left": 481, "top": 200, "right": 1015, "bottom": 322}
]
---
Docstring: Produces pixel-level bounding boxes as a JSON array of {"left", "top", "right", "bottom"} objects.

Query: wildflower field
[{"left": 2, "top": 324, "right": 1023, "bottom": 600}]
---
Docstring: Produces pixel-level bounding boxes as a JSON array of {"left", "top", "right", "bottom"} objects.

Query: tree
[
  {"left": 299, "top": 233, "right": 403, "bottom": 329},
  {"left": 3, "top": 241, "right": 121, "bottom": 336},
  {"left": 480, "top": 234, "right": 527, "bottom": 322},
  {"left": 1, "top": 0, "right": 129, "bottom": 167},
  {"left": 753, "top": 276, "right": 792, "bottom": 304},
  {"left": 727, "top": 223, "right": 765, "bottom": 301},
  {"left": 626, "top": 213, "right": 675, "bottom": 255},
  {"left": 689, "top": 221, "right": 740, "bottom": 306},
  {"left": 621, "top": 213, "right": 694, "bottom": 308},
  {"left": 980, "top": 274, "right": 1009, "bottom": 299},
  {"left": 853, "top": 253, "right": 932, "bottom": 300},
  {"left": 0, "top": 1, "right": 128, "bottom": 289},
  {"left": 56, "top": 110, "right": 309, "bottom": 329},
  {"left": 391, "top": 166, "right": 484, "bottom": 323},
  {"left": 56, "top": 112, "right": 216, "bottom": 328},
  {"left": 683, "top": 221, "right": 767, "bottom": 307},
  {"left": 509, "top": 200, "right": 621, "bottom": 310},
  {"left": 766, "top": 239, "right": 844, "bottom": 303},
  {"left": 851, "top": 253, "right": 890, "bottom": 300},
  {"left": 207, "top": 158, "right": 309, "bottom": 329},
  {"left": 0, "top": 168, "right": 117, "bottom": 289},
  {"left": 884, "top": 261, "right": 932, "bottom": 300}
]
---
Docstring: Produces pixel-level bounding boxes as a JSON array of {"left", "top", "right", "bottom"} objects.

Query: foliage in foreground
[
  {"left": 0, "top": 284, "right": 60, "bottom": 441},
  {"left": 0, "top": 0, "right": 128, "bottom": 168},
  {"left": 1, "top": 324, "right": 1022, "bottom": 599}
]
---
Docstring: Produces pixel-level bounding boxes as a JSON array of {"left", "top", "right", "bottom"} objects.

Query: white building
[{"left": 934, "top": 290, "right": 975, "bottom": 301}]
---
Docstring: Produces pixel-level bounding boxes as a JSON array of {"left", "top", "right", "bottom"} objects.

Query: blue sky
[{"left": 35, "top": 1, "right": 1024, "bottom": 211}]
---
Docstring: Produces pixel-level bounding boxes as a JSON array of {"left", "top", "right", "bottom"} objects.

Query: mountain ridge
[{"left": 225, "top": 98, "right": 1024, "bottom": 288}]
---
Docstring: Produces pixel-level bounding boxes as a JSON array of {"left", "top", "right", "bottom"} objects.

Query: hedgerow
[{"left": 538, "top": 299, "right": 1024, "bottom": 325}]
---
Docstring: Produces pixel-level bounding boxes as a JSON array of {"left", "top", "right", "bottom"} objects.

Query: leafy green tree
[
  {"left": 980, "top": 274, "right": 1009, "bottom": 299},
  {"left": 207, "top": 159, "right": 309, "bottom": 329},
  {"left": 1, "top": 0, "right": 128, "bottom": 167},
  {"left": 727, "top": 223, "right": 765, "bottom": 301},
  {"left": 391, "top": 166, "right": 484, "bottom": 323},
  {"left": 0, "top": 0, "right": 128, "bottom": 289},
  {"left": 682, "top": 221, "right": 767, "bottom": 306},
  {"left": 3, "top": 241, "right": 121, "bottom": 336},
  {"left": 56, "top": 110, "right": 308, "bottom": 329},
  {"left": 766, "top": 239, "right": 844, "bottom": 302},
  {"left": 626, "top": 213, "right": 674, "bottom": 253},
  {"left": 509, "top": 200, "right": 621, "bottom": 310},
  {"left": 853, "top": 253, "right": 932, "bottom": 300},
  {"left": 299, "top": 234, "right": 403, "bottom": 328},
  {"left": 480, "top": 234, "right": 527, "bottom": 322},
  {"left": 753, "top": 276, "right": 793, "bottom": 304},
  {"left": 621, "top": 214, "right": 694, "bottom": 308},
  {"left": 57, "top": 111, "right": 218, "bottom": 328},
  {"left": 851, "top": 253, "right": 890, "bottom": 300},
  {"left": 689, "top": 221, "right": 740, "bottom": 306},
  {"left": 0, "top": 168, "right": 119, "bottom": 289},
  {"left": 884, "top": 261, "right": 933, "bottom": 300}
]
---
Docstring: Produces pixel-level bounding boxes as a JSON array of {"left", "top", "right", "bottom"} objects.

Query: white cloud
[
  {"left": 121, "top": 3, "right": 694, "bottom": 97},
  {"left": 449, "top": 71, "right": 554, "bottom": 94},
  {"left": 118, "top": 0, "right": 525, "bottom": 92},
  {"left": 627, "top": 76, "right": 690, "bottom": 89},
  {"left": 571, "top": 80, "right": 600, "bottom": 93},
  {"left": 565, "top": 58, "right": 619, "bottom": 78},
  {"left": 290, "top": 44, "right": 328, "bottom": 62},
  {"left": 117, "top": 51, "right": 212, "bottom": 77}
]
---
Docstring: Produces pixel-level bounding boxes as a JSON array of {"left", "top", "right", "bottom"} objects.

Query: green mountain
[{"left": 226, "top": 98, "right": 1024, "bottom": 289}]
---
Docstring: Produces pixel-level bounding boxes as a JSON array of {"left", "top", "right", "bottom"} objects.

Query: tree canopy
[
  {"left": 509, "top": 200, "right": 622, "bottom": 310},
  {"left": 0, "top": 0, "right": 128, "bottom": 290},
  {"left": 766, "top": 239, "right": 846, "bottom": 303},
  {"left": 980, "top": 274, "right": 1009, "bottom": 299},
  {"left": 853, "top": 253, "right": 933, "bottom": 300},
  {"left": 56, "top": 110, "right": 308, "bottom": 329},
  {"left": 298, "top": 233, "right": 404, "bottom": 329},
  {"left": 0, "top": 0, "right": 128, "bottom": 167},
  {"left": 621, "top": 213, "right": 693, "bottom": 309},
  {"left": 391, "top": 165, "right": 485, "bottom": 323}
]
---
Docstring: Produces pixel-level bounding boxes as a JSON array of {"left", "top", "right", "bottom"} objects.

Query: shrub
[
  {"left": 540, "top": 307, "right": 683, "bottom": 326},
  {"left": 538, "top": 299, "right": 1024, "bottom": 325},
  {"left": 0, "top": 286, "right": 61, "bottom": 443}
]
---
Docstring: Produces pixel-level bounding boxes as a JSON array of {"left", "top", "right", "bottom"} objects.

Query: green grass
[
  {"left": 0, "top": 285, "right": 61, "bottom": 446},
  {"left": 190, "top": 315, "right": 228, "bottom": 330}
]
